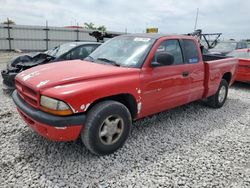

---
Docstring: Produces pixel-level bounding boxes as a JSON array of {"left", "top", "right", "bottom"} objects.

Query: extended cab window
[
  {"left": 183, "top": 39, "right": 199, "bottom": 64},
  {"left": 152, "top": 40, "right": 183, "bottom": 66}
]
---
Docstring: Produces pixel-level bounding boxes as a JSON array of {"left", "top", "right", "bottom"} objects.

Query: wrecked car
[
  {"left": 208, "top": 41, "right": 248, "bottom": 56},
  {"left": 227, "top": 49, "right": 250, "bottom": 83},
  {"left": 12, "top": 34, "right": 238, "bottom": 155},
  {"left": 1, "top": 42, "right": 101, "bottom": 90}
]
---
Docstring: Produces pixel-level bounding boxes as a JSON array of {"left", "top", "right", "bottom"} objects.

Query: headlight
[{"left": 40, "top": 95, "right": 73, "bottom": 116}]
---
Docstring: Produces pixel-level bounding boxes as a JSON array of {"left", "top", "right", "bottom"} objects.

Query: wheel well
[
  {"left": 222, "top": 72, "right": 232, "bottom": 84},
  {"left": 86, "top": 94, "right": 138, "bottom": 119}
]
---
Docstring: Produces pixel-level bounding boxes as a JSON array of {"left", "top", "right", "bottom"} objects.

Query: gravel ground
[{"left": 0, "top": 52, "right": 249, "bottom": 187}]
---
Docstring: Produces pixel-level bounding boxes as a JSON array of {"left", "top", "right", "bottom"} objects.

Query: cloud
[{"left": 0, "top": 0, "right": 249, "bottom": 39}]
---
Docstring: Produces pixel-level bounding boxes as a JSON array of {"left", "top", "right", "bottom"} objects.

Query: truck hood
[{"left": 16, "top": 60, "right": 139, "bottom": 90}]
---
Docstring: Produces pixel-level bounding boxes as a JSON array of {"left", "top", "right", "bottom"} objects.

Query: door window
[
  {"left": 152, "top": 40, "right": 184, "bottom": 66},
  {"left": 66, "top": 45, "right": 99, "bottom": 60}
]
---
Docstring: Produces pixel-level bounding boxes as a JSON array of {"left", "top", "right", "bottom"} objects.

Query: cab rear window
[{"left": 183, "top": 40, "right": 199, "bottom": 64}]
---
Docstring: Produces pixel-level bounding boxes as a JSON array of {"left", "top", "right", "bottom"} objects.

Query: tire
[
  {"left": 81, "top": 100, "right": 132, "bottom": 155},
  {"left": 206, "top": 79, "right": 228, "bottom": 108}
]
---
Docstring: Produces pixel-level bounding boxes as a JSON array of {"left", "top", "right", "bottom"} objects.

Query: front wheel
[
  {"left": 206, "top": 79, "right": 229, "bottom": 108},
  {"left": 81, "top": 100, "right": 132, "bottom": 155}
]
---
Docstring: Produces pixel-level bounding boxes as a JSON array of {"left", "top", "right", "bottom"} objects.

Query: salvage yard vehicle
[
  {"left": 227, "top": 49, "right": 250, "bottom": 83},
  {"left": 208, "top": 40, "right": 248, "bottom": 56},
  {"left": 1, "top": 42, "right": 101, "bottom": 90},
  {"left": 12, "top": 34, "right": 238, "bottom": 155}
]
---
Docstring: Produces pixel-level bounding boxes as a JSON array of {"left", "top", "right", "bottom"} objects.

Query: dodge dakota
[{"left": 12, "top": 34, "right": 238, "bottom": 155}]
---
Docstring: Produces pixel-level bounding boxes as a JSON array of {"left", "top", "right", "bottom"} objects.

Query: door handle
[{"left": 182, "top": 71, "right": 189, "bottom": 77}]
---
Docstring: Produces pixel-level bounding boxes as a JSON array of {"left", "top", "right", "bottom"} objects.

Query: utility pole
[
  {"left": 45, "top": 20, "right": 49, "bottom": 50},
  {"left": 76, "top": 22, "right": 79, "bottom": 42},
  {"left": 194, "top": 8, "right": 199, "bottom": 31},
  {"left": 7, "top": 17, "right": 12, "bottom": 51}
]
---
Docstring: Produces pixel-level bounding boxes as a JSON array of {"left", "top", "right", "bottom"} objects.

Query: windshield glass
[
  {"left": 47, "top": 43, "right": 78, "bottom": 58},
  {"left": 87, "top": 36, "right": 155, "bottom": 67},
  {"left": 228, "top": 50, "right": 250, "bottom": 59},
  {"left": 213, "top": 42, "right": 237, "bottom": 51}
]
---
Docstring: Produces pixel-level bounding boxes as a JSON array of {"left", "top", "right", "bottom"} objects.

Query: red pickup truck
[
  {"left": 227, "top": 48, "right": 250, "bottom": 83},
  {"left": 12, "top": 34, "right": 238, "bottom": 155}
]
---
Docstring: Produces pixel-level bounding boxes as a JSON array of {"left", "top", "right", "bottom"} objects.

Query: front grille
[{"left": 16, "top": 80, "right": 39, "bottom": 108}]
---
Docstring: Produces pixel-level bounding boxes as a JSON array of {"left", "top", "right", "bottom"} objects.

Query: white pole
[{"left": 194, "top": 8, "right": 199, "bottom": 31}]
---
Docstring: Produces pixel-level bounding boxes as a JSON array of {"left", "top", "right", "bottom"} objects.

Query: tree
[
  {"left": 2, "top": 18, "right": 15, "bottom": 25},
  {"left": 97, "top": 25, "right": 107, "bottom": 32},
  {"left": 84, "top": 22, "right": 106, "bottom": 32},
  {"left": 84, "top": 22, "right": 95, "bottom": 30}
]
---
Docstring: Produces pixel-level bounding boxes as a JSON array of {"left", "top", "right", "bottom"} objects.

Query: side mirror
[{"left": 152, "top": 52, "right": 174, "bottom": 67}]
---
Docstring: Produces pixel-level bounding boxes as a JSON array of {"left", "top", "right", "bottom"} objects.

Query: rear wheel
[
  {"left": 206, "top": 79, "right": 228, "bottom": 108},
  {"left": 81, "top": 100, "right": 132, "bottom": 155}
]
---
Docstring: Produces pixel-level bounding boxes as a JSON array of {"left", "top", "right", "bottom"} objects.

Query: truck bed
[
  {"left": 203, "top": 56, "right": 238, "bottom": 98},
  {"left": 236, "top": 58, "right": 250, "bottom": 83},
  {"left": 203, "top": 54, "right": 229, "bottom": 61}
]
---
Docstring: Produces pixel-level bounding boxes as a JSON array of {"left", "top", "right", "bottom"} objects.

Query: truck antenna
[{"left": 194, "top": 8, "right": 199, "bottom": 31}]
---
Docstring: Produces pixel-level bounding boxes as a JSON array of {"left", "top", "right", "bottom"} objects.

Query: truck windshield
[{"left": 86, "top": 36, "right": 155, "bottom": 67}]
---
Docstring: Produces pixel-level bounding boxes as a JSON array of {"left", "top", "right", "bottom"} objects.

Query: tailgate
[{"left": 236, "top": 59, "right": 250, "bottom": 82}]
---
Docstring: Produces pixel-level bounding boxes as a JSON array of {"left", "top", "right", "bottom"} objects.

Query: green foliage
[
  {"left": 97, "top": 25, "right": 107, "bottom": 32},
  {"left": 84, "top": 22, "right": 106, "bottom": 32},
  {"left": 84, "top": 22, "right": 95, "bottom": 30},
  {"left": 2, "top": 18, "right": 15, "bottom": 25}
]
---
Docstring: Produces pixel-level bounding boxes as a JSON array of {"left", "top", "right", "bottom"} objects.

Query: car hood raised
[{"left": 16, "top": 60, "right": 139, "bottom": 90}]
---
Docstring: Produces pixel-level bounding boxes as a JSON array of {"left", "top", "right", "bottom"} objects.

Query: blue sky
[{"left": 0, "top": 0, "right": 249, "bottom": 39}]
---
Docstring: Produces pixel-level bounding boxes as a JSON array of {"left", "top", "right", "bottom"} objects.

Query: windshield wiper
[{"left": 97, "top": 57, "right": 120, "bottom": 67}]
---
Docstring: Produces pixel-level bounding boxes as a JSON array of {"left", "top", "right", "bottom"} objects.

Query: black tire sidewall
[{"left": 82, "top": 101, "right": 132, "bottom": 155}]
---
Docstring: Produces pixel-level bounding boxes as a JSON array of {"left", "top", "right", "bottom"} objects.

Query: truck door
[
  {"left": 140, "top": 39, "right": 191, "bottom": 117},
  {"left": 181, "top": 39, "right": 205, "bottom": 102}
]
